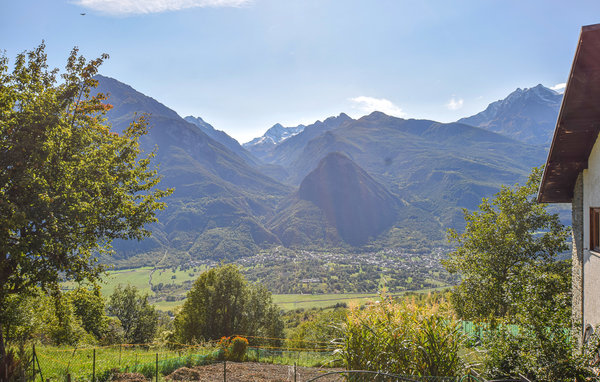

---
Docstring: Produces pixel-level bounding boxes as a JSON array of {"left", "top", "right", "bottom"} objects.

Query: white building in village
[{"left": 538, "top": 23, "right": 600, "bottom": 344}]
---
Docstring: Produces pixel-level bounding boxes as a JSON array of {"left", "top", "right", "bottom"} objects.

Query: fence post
[
  {"left": 34, "top": 350, "right": 44, "bottom": 382},
  {"left": 294, "top": 362, "right": 296, "bottom": 382},
  {"left": 32, "top": 343, "right": 36, "bottom": 382},
  {"left": 156, "top": 353, "right": 159, "bottom": 382},
  {"left": 67, "top": 374, "right": 71, "bottom": 382},
  {"left": 223, "top": 360, "right": 226, "bottom": 382},
  {"left": 92, "top": 348, "right": 96, "bottom": 382}
]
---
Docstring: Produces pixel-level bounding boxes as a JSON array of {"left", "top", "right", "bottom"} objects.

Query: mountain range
[
  {"left": 458, "top": 84, "right": 562, "bottom": 145},
  {"left": 93, "top": 76, "right": 562, "bottom": 266}
]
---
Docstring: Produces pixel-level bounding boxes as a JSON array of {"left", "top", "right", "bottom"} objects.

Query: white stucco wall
[{"left": 582, "top": 134, "right": 600, "bottom": 329}]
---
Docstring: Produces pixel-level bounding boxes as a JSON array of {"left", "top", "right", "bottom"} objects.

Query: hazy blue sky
[{"left": 2, "top": 0, "right": 599, "bottom": 142}]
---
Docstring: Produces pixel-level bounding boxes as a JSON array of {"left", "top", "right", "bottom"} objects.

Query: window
[{"left": 591, "top": 208, "right": 600, "bottom": 252}]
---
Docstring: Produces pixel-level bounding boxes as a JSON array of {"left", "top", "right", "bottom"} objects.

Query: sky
[{"left": 2, "top": 0, "right": 600, "bottom": 143}]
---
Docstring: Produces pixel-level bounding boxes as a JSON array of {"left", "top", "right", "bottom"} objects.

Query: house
[{"left": 538, "top": 23, "right": 600, "bottom": 345}]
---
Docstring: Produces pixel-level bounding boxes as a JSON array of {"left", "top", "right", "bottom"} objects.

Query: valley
[
  {"left": 86, "top": 246, "right": 456, "bottom": 312},
  {"left": 88, "top": 76, "right": 567, "bottom": 302}
]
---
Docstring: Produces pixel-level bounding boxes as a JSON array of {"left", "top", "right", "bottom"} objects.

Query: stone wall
[{"left": 572, "top": 173, "right": 584, "bottom": 346}]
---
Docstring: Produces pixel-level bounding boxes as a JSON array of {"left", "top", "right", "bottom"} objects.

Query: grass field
[
  {"left": 64, "top": 266, "right": 206, "bottom": 296},
  {"left": 272, "top": 293, "right": 379, "bottom": 310},
  {"left": 272, "top": 287, "right": 449, "bottom": 311},
  {"left": 64, "top": 266, "right": 450, "bottom": 312}
]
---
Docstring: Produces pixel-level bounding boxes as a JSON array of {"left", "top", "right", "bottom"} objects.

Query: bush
[
  {"left": 218, "top": 336, "right": 249, "bottom": 361},
  {"left": 340, "top": 297, "right": 466, "bottom": 377},
  {"left": 481, "top": 321, "right": 593, "bottom": 381},
  {"left": 287, "top": 308, "right": 346, "bottom": 350}
]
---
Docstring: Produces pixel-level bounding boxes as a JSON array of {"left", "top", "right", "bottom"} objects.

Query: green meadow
[{"left": 64, "top": 266, "right": 449, "bottom": 312}]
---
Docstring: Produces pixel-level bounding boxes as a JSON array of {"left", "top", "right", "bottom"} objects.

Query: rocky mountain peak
[{"left": 458, "top": 84, "right": 562, "bottom": 145}]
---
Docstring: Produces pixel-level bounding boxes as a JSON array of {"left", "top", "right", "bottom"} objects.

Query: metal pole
[
  {"left": 223, "top": 360, "right": 226, "bottom": 382},
  {"left": 35, "top": 351, "right": 44, "bottom": 382},
  {"left": 119, "top": 344, "right": 122, "bottom": 365},
  {"left": 32, "top": 343, "right": 36, "bottom": 382},
  {"left": 294, "top": 362, "right": 296, "bottom": 382},
  {"left": 92, "top": 348, "right": 96, "bottom": 382},
  {"left": 156, "top": 353, "right": 159, "bottom": 382}
]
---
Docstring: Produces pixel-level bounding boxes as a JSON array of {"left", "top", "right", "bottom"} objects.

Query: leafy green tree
[
  {"left": 443, "top": 166, "right": 569, "bottom": 320},
  {"left": 107, "top": 285, "right": 158, "bottom": 344},
  {"left": 0, "top": 43, "right": 170, "bottom": 356},
  {"left": 38, "top": 290, "right": 88, "bottom": 345},
  {"left": 0, "top": 292, "right": 41, "bottom": 346},
  {"left": 443, "top": 167, "right": 589, "bottom": 380},
  {"left": 68, "top": 286, "right": 108, "bottom": 340},
  {"left": 174, "top": 264, "right": 284, "bottom": 344}
]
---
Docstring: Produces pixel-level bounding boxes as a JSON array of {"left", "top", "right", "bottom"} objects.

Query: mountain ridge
[{"left": 458, "top": 84, "right": 562, "bottom": 145}]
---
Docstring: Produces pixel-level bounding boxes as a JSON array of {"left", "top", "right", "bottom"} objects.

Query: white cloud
[
  {"left": 446, "top": 96, "right": 464, "bottom": 110},
  {"left": 550, "top": 82, "right": 566, "bottom": 93},
  {"left": 349, "top": 96, "right": 406, "bottom": 118},
  {"left": 75, "top": 0, "right": 252, "bottom": 15}
]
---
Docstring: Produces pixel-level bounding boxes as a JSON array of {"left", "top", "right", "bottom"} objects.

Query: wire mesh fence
[
  {"left": 18, "top": 327, "right": 539, "bottom": 382},
  {"left": 28, "top": 342, "right": 340, "bottom": 381},
  {"left": 24, "top": 343, "right": 531, "bottom": 382},
  {"left": 25, "top": 343, "right": 503, "bottom": 382}
]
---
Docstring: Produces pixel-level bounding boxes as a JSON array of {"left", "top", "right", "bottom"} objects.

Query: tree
[
  {"left": 443, "top": 167, "right": 586, "bottom": 380},
  {"left": 106, "top": 285, "right": 158, "bottom": 344},
  {"left": 37, "top": 289, "right": 88, "bottom": 346},
  {"left": 443, "top": 166, "right": 569, "bottom": 320},
  {"left": 174, "top": 264, "right": 284, "bottom": 344},
  {"left": 68, "top": 286, "right": 108, "bottom": 340},
  {"left": 0, "top": 43, "right": 170, "bottom": 356}
]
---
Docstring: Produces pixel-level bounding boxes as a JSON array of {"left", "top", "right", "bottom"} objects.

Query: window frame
[{"left": 590, "top": 207, "right": 600, "bottom": 253}]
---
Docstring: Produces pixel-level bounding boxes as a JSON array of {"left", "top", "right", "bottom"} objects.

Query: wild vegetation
[{"left": 0, "top": 43, "right": 171, "bottom": 361}]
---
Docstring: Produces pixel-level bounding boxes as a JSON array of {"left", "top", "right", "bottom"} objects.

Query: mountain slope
[
  {"left": 247, "top": 113, "right": 354, "bottom": 177},
  {"left": 276, "top": 112, "right": 547, "bottom": 229},
  {"left": 458, "top": 84, "right": 562, "bottom": 145},
  {"left": 93, "top": 75, "right": 290, "bottom": 264},
  {"left": 183, "top": 115, "right": 260, "bottom": 167},
  {"left": 298, "top": 152, "right": 398, "bottom": 245},
  {"left": 269, "top": 153, "right": 397, "bottom": 246}
]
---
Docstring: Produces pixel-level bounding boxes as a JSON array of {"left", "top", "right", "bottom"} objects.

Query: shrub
[
  {"left": 218, "top": 336, "right": 249, "bottom": 361},
  {"left": 287, "top": 308, "right": 346, "bottom": 350},
  {"left": 481, "top": 321, "right": 594, "bottom": 381},
  {"left": 339, "top": 297, "right": 465, "bottom": 377}
]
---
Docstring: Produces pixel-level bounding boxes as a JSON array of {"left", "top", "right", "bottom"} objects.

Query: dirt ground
[
  {"left": 162, "top": 362, "right": 345, "bottom": 382},
  {"left": 111, "top": 372, "right": 149, "bottom": 381}
]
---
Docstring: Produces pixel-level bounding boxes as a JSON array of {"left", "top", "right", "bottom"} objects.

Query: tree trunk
[{"left": 0, "top": 322, "right": 6, "bottom": 359}]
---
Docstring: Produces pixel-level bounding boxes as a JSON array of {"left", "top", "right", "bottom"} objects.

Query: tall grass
[{"left": 339, "top": 298, "right": 467, "bottom": 377}]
